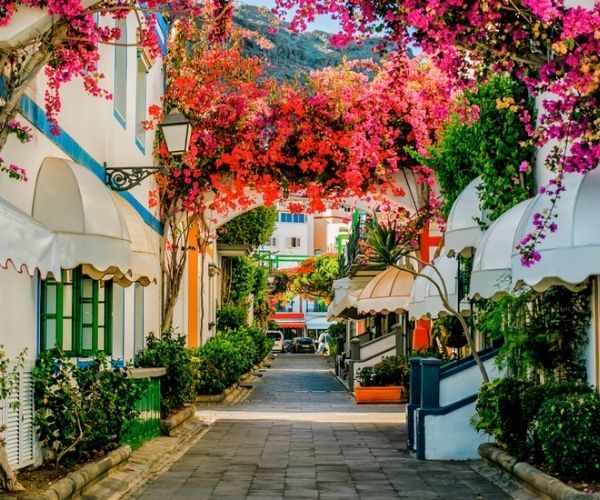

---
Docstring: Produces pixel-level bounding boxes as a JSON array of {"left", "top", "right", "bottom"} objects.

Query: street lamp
[
  {"left": 104, "top": 109, "right": 192, "bottom": 191},
  {"left": 159, "top": 109, "right": 192, "bottom": 155}
]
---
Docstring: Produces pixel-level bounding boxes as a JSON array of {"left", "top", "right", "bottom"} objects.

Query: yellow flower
[
  {"left": 552, "top": 41, "right": 568, "bottom": 55},
  {"left": 495, "top": 97, "right": 515, "bottom": 110}
]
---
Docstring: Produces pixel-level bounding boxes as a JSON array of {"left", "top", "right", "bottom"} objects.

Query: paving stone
[{"left": 132, "top": 354, "right": 514, "bottom": 500}]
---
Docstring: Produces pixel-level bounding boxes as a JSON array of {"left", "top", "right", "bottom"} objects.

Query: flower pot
[{"left": 354, "top": 385, "right": 406, "bottom": 404}]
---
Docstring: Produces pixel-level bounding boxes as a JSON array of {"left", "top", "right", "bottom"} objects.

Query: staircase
[
  {"left": 347, "top": 331, "right": 398, "bottom": 389},
  {"left": 407, "top": 348, "right": 502, "bottom": 460}
]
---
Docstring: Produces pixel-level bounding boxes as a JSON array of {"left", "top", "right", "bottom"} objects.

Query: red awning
[{"left": 276, "top": 322, "right": 305, "bottom": 329}]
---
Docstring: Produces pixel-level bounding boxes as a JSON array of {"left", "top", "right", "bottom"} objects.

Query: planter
[
  {"left": 161, "top": 405, "right": 196, "bottom": 436},
  {"left": 354, "top": 386, "right": 406, "bottom": 404}
]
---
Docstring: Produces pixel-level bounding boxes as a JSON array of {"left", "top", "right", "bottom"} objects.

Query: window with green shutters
[{"left": 41, "top": 268, "right": 113, "bottom": 356}]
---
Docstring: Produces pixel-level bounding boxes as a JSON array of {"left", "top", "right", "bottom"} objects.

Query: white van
[{"left": 266, "top": 330, "right": 284, "bottom": 352}]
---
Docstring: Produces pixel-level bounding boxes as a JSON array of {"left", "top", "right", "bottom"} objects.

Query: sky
[{"left": 236, "top": 0, "right": 342, "bottom": 33}]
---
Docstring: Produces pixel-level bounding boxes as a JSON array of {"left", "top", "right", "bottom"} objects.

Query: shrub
[
  {"left": 194, "top": 326, "right": 271, "bottom": 395},
  {"left": 473, "top": 378, "right": 595, "bottom": 462},
  {"left": 135, "top": 332, "right": 196, "bottom": 417},
  {"left": 327, "top": 336, "right": 338, "bottom": 356},
  {"left": 535, "top": 391, "right": 600, "bottom": 481},
  {"left": 472, "top": 377, "right": 533, "bottom": 459},
  {"left": 195, "top": 337, "right": 240, "bottom": 395},
  {"left": 373, "top": 355, "right": 409, "bottom": 387},
  {"left": 216, "top": 303, "right": 248, "bottom": 330},
  {"left": 34, "top": 349, "right": 145, "bottom": 466},
  {"left": 356, "top": 366, "right": 375, "bottom": 387},
  {"left": 356, "top": 356, "right": 409, "bottom": 387},
  {"left": 242, "top": 325, "right": 273, "bottom": 364}
]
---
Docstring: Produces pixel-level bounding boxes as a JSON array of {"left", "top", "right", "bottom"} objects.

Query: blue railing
[{"left": 407, "top": 349, "right": 499, "bottom": 459}]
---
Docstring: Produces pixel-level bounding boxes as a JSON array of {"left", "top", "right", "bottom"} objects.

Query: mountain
[{"left": 233, "top": 3, "right": 380, "bottom": 81}]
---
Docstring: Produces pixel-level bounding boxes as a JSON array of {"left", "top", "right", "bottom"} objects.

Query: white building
[
  {"left": 0, "top": 7, "right": 165, "bottom": 468},
  {"left": 260, "top": 204, "right": 344, "bottom": 337}
]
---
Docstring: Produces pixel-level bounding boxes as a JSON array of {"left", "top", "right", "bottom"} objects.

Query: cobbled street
[{"left": 132, "top": 354, "right": 513, "bottom": 500}]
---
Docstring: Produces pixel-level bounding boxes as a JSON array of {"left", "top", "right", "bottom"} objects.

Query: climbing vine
[
  {"left": 216, "top": 207, "right": 278, "bottom": 248},
  {"left": 476, "top": 286, "right": 591, "bottom": 380},
  {"left": 422, "top": 75, "right": 535, "bottom": 224}
]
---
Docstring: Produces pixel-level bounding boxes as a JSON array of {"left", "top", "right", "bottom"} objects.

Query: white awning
[
  {"left": 0, "top": 197, "right": 60, "bottom": 278},
  {"left": 445, "top": 177, "right": 485, "bottom": 258},
  {"left": 512, "top": 171, "right": 600, "bottom": 292},
  {"left": 32, "top": 158, "right": 131, "bottom": 278},
  {"left": 408, "top": 265, "right": 434, "bottom": 320},
  {"left": 111, "top": 193, "right": 159, "bottom": 286},
  {"left": 305, "top": 317, "right": 333, "bottom": 330},
  {"left": 409, "top": 253, "right": 469, "bottom": 320},
  {"left": 327, "top": 277, "right": 371, "bottom": 320},
  {"left": 470, "top": 199, "right": 534, "bottom": 301},
  {"left": 424, "top": 254, "right": 467, "bottom": 319},
  {"left": 327, "top": 289, "right": 363, "bottom": 320},
  {"left": 357, "top": 267, "right": 414, "bottom": 315}
]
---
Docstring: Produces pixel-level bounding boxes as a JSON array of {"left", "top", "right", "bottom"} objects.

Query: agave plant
[{"left": 364, "top": 210, "right": 489, "bottom": 382}]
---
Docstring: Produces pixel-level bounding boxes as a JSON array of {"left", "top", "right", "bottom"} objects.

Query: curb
[
  {"left": 160, "top": 405, "right": 196, "bottom": 436},
  {"left": 195, "top": 352, "right": 272, "bottom": 405},
  {"left": 479, "top": 443, "right": 600, "bottom": 499},
  {"left": 14, "top": 446, "right": 132, "bottom": 500},
  {"left": 81, "top": 417, "right": 210, "bottom": 500}
]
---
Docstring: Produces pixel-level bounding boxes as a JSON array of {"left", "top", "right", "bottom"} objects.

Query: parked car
[
  {"left": 316, "top": 333, "right": 331, "bottom": 354},
  {"left": 266, "top": 330, "right": 285, "bottom": 352},
  {"left": 291, "top": 337, "right": 316, "bottom": 353}
]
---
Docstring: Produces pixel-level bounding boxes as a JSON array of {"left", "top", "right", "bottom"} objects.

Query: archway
[{"left": 178, "top": 169, "right": 440, "bottom": 348}]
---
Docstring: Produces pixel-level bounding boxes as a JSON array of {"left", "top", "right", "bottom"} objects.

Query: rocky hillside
[{"left": 234, "top": 3, "right": 380, "bottom": 81}]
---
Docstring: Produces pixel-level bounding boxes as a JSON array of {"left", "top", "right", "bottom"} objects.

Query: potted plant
[{"left": 354, "top": 355, "right": 409, "bottom": 404}]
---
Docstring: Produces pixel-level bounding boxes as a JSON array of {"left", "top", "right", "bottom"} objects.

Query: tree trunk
[
  {"left": 0, "top": 24, "right": 67, "bottom": 153},
  {"left": 198, "top": 250, "right": 206, "bottom": 345},
  {"left": 0, "top": 442, "right": 23, "bottom": 492},
  {"left": 397, "top": 259, "right": 490, "bottom": 383},
  {"left": 160, "top": 210, "right": 198, "bottom": 334},
  {"left": 161, "top": 248, "right": 186, "bottom": 333}
]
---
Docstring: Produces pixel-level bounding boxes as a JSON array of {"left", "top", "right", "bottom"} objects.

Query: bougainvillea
[
  {"left": 151, "top": 15, "right": 454, "bottom": 218},
  {"left": 147, "top": 14, "right": 453, "bottom": 330},
  {"left": 0, "top": 0, "right": 205, "bottom": 168},
  {"left": 283, "top": 254, "right": 339, "bottom": 302},
  {"left": 273, "top": 0, "right": 600, "bottom": 265}
]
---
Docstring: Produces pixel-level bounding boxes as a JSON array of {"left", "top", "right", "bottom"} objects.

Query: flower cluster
[
  {"left": 152, "top": 16, "right": 454, "bottom": 221},
  {"left": 1, "top": 0, "right": 205, "bottom": 135},
  {"left": 0, "top": 119, "right": 31, "bottom": 181},
  {"left": 6, "top": 119, "right": 32, "bottom": 143},
  {"left": 273, "top": 0, "right": 600, "bottom": 266},
  {"left": 0, "top": 157, "right": 28, "bottom": 182}
]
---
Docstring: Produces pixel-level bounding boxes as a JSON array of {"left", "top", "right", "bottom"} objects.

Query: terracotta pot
[{"left": 354, "top": 385, "right": 406, "bottom": 404}]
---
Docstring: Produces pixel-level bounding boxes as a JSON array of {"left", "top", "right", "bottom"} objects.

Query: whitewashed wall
[
  {"left": 439, "top": 356, "right": 502, "bottom": 407},
  {"left": 0, "top": 10, "right": 164, "bottom": 366},
  {"left": 423, "top": 402, "right": 494, "bottom": 460}
]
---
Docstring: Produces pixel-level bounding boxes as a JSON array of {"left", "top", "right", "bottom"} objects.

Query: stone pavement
[{"left": 130, "top": 354, "right": 517, "bottom": 499}]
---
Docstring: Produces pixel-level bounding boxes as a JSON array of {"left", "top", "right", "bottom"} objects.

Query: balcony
[{"left": 338, "top": 211, "right": 385, "bottom": 279}]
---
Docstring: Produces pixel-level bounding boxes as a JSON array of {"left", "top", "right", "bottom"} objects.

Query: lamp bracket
[{"left": 104, "top": 162, "right": 163, "bottom": 191}]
